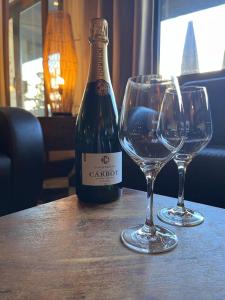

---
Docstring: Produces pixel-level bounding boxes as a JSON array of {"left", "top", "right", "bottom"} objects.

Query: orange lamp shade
[{"left": 43, "top": 11, "right": 78, "bottom": 114}]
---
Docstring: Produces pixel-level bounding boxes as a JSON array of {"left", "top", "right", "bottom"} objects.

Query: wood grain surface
[{"left": 0, "top": 188, "right": 225, "bottom": 300}]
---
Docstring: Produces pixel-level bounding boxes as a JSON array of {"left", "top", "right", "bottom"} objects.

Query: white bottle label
[{"left": 82, "top": 152, "right": 122, "bottom": 186}]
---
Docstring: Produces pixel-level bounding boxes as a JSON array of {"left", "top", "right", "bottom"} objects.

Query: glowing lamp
[{"left": 43, "top": 11, "right": 78, "bottom": 115}]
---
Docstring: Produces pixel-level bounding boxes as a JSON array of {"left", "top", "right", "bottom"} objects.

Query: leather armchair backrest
[
  {"left": 183, "top": 77, "right": 225, "bottom": 146},
  {"left": 0, "top": 107, "right": 45, "bottom": 213}
]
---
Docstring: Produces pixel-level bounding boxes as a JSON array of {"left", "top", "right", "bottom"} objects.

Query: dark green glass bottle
[{"left": 75, "top": 18, "right": 122, "bottom": 203}]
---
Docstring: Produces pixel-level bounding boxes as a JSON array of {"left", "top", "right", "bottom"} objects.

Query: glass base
[
  {"left": 121, "top": 224, "right": 178, "bottom": 254},
  {"left": 158, "top": 206, "right": 204, "bottom": 227}
]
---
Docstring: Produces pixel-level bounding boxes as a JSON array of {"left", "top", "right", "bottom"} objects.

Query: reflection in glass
[{"left": 20, "top": 2, "right": 44, "bottom": 115}]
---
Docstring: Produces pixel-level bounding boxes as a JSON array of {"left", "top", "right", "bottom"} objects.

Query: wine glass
[
  {"left": 119, "top": 75, "right": 184, "bottom": 254},
  {"left": 158, "top": 86, "right": 213, "bottom": 227}
]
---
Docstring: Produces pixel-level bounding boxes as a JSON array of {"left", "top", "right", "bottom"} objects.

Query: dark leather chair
[{"left": 0, "top": 107, "right": 45, "bottom": 216}]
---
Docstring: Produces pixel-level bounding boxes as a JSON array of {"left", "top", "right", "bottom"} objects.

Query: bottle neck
[{"left": 88, "top": 41, "right": 111, "bottom": 83}]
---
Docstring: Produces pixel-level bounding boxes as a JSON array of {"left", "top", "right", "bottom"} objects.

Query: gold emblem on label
[
  {"left": 95, "top": 80, "right": 109, "bottom": 96},
  {"left": 101, "top": 155, "right": 110, "bottom": 164}
]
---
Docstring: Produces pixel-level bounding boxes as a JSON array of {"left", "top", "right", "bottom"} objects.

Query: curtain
[
  {"left": 0, "top": 0, "right": 6, "bottom": 106},
  {"left": 64, "top": 0, "right": 155, "bottom": 112}
]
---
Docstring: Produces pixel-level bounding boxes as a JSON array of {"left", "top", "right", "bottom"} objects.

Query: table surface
[{"left": 0, "top": 188, "right": 225, "bottom": 300}]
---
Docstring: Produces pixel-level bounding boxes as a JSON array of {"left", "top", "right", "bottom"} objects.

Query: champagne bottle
[{"left": 75, "top": 18, "right": 122, "bottom": 203}]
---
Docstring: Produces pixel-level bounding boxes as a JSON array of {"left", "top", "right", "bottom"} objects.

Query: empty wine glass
[
  {"left": 119, "top": 75, "right": 184, "bottom": 254},
  {"left": 158, "top": 86, "right": 213, "bottom": 227}
]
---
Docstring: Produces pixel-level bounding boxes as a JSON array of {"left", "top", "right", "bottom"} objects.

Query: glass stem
[
  {"left": 177, "top": 162, "right": 187, "bottom": 210},
  {"left": 145, "top": 175, "right": 156, "bottom": 235}
]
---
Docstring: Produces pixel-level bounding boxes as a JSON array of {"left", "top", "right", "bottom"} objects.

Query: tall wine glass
[
  {"left": 119, "top": 75, "right": 184, "bottom": 254},
  {"left": 158, "top": 86, "right": 213, "bottom": 227}
]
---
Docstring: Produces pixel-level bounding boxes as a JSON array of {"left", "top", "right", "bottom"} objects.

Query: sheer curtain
[
  {"left": 64, "top": 0, "right": 155, "bottom": 112},
  {"left": 0, "top": 0, "right": 6, "bottom": 106}
]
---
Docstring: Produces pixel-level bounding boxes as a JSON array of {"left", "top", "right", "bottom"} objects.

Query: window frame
[{"left": 2, "top": 1, "right": 10, "bottom": 106}]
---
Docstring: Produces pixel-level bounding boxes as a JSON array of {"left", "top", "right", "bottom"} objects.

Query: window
[
  {"left": 158, "top": 0, "right": 225, "bottom": 77},
  {"left": 6, "top": 0, "right": 63, "bottom": 116}
]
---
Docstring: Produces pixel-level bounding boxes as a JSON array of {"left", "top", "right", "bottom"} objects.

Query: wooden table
[{"left": 0, "top": 188, "right": 225, "bottom": 300}]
